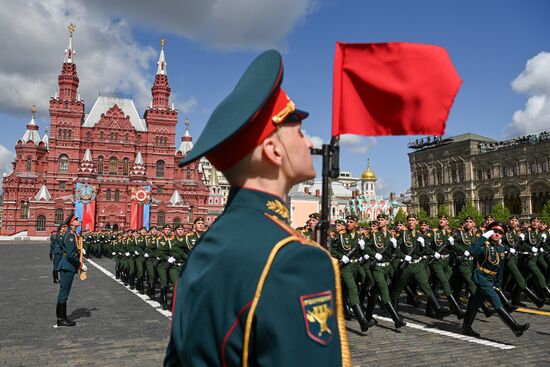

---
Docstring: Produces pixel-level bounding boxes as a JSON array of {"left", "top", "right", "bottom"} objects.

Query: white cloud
[
  {"left": 0, "top": 144, "right": 15, "bottom": 193},
  {"left": 303, "top": 130, "right": 324, "bottom": 149},
  {"left": 505, "top": 52, "right": 550, "bottom": 136},
  {"left": 375, "top": 178, "right": 394, "bottom": 197},
  {"left": 76, "top": 0, "right": 319, "bottom": 51},
  {"left": 339, "top": 134, "right": 377, "bottom": 154}
]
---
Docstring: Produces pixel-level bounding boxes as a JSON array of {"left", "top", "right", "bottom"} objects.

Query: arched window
[
  {"left": 109, "top": 157, "right": 118, "bottom": 175},
  {"left": 26, "top": 158, "right": 32, "bottom": 172},
  {"left": 100, "top": 131, "right": 104, "bottom": 140},
  {"left": 86, "top": 131, "right": 91, "bottom": 141},
  {"left": 186, "top": 167, "right": 191, "bottom": 180},
  {"left": 20, "top": 201, "right": 30, "bottom": 219},
  {"left": 58, "top": 129, "right": 62, "bottom": 138},
  {"left": 123, "top": 158, "right": 129, "bottom": 176},
  {"left": 55, "top": 208, "right": 64, "bottom": 225},
  {"left": 63, "top": 129, "right": 67, "bottom": 139},
  {"left": 59, "top": 154, "right": 69, "bottom": 173},
  {"left": 36, "top": 215, "right": 46, "bottom": 232},
  {"left": 67, "top": 130, "right": 72, "bottom": 139},
  {"left": 106, "top": 189, "right": 112, "bottom": 201},
  {"left": 97, "top": 156, "right": 104, "bottom": 175},
  {"left": 114, "top": 189, "right": 120, "bottom": 202},
  {"left": 158, "top": 211, "right": 165, "bottom": 226},
  {"left": 156, "top": 160, "right": 165, "bottom": 178}
]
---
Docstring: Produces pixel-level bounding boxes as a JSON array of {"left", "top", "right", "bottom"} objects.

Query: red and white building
[{"left": 1, "top": 29, "right": 219, "bottom": 236}]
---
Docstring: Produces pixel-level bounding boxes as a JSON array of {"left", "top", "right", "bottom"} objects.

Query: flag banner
[
  {"left": 75, "top": 182, "right": 97, "bottom": 233},
  {"left": 130, "top": 185, "right": 151, "bottom": 230},
  {"left": 332, "top": 42, "right": 461, "bottom": 137}
]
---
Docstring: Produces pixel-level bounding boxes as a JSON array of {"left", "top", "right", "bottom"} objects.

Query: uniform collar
[{"left": 226, "top": 187, "right": 290, "bottom": 223}]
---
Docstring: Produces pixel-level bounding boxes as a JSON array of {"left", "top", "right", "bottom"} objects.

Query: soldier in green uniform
[
  {"left": 156, "top": 225, "right": 174, "bottom": 310},
  {"left": 331, "top": 214, "right": 371, "bottom": 332},
  {"left": 302, "top": 213, "right": 320, "bottom": 240},
  {"left": 462, "top": 222, "right": 530, "bottom": 337},
  {"left": 390, "top": 214, "right": 450, "bottom": 318},
  {"left": 185, "top": 217, "right": 206, "bottom": 252},
  {"left": 133, "top": 227, "right": 148, "bottom": 294},
  {"left": 50, "top": 226, "right": 66, "bottom": 284},
  {"left": 451, "top": 216, "right": 478, "bottom": 302},
  {"left": 167, "top": 224, "right": 189, "bottom": 300},
  {"left": 363, "top": 213, "right": 405, "bottom": 328},
  {"left": 144, "top": 226, "right": 159, "bottom": 299},
  {"left": 55, "top": 213, "right": 86, "bottom": 327},
  {"left": 504, "top": 216, "right": 545, "bottom": 308},
  {"left": 517, "top": 217, "right": 550, "bottom": 300},
  {"left": 426, "top": 215, "right": 464, "bottom": 319},
  {"left": 165, "top": 50, "right": 350, "bottom": 366}
]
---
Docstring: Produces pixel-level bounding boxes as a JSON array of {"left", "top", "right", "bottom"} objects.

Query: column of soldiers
[
  {"left": 64, "top": 217, "right": 207, "bottom": 311},
  {"left": 297, "top": 212, "right": 550, "bottom": 338}
]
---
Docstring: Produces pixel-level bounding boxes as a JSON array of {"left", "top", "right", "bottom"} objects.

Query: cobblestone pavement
[{"left": 1, "top": 241, "right": 550, "bottom": 366}]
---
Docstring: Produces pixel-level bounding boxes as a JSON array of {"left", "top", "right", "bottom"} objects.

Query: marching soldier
[
  {"left": 302, "top": 213, "right": 320, "bottom": 240},
  {"left": 156, "top": 225, "right": 174, "bottom": 310},
  {"left": 144, "top": 226, "right": 159, "bottom": 299},
  {"left": 364, "top": 213, "right": 406, "bottom": 328},
  {"left": 390, "top": 214, "right": 450, "bottom": 318},
  {"left": 55, "top": 213, "right": 87, "bottom": 327},
  {"left": 168, "top": 224, "right": 189, "bottom": 299},
  {"left": 517, "top": 217, "right": 550, "bottom": 300},
  {"left": 133, "top": 227, "right": 148, "bottom": 294},
  {"left": 504, "top": 216, "right": 545, "bottom": 308},
  {"left": 166, "top": 50, "right": 349, "bottom": 366},
  {"left": 185, "top": 217, "right": 206, "bottom": 252},
  {"left": 462, "top": 222, "right": 530, "bottom": 337}
]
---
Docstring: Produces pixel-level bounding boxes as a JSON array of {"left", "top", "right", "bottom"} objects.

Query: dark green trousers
[
  {"left": 430, "top": 257, "right": 453, "bottom": 295},
  {"left": 57, "top": 270, "right": 75, "bottom": 303},
  {"left": 391, "top": 261, "right": 434, "bottom": 300}
]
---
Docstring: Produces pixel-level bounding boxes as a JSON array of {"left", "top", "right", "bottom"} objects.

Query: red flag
[{"left": 332, "top": 42, "right": 461, "bottom": 137}]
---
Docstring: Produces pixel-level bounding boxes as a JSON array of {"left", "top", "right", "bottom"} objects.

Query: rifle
[
  {"left": 428, "top": 237, "right": 453, "bottom": 265},
  {"left": 311, "top": 136, "right": 340, "bottom": 249},
  {"left": 339, "top": 243, "right": 361, "bottom": 269},
  {"left": 369, "top": 241, "right": 392, "bottom": 267},
  {"left": 398, "top": 240, "right": 420, "bottom": 271}
]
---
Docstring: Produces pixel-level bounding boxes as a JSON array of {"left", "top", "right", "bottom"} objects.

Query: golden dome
[{"left": 361, "top": 160, "right": 377, "bottom": 180}]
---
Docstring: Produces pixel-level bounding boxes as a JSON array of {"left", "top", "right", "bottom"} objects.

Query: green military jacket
[
  {"left": 395, "top": 229, "right": 425, "bottom": 260},
  {"left": 518, "top": 227, "right": 541, "bottom": 252},
  {"left": 165, "top": 187, "right": 349, "bottom": 367},
  {"left": 170, "top": 236, "right": 188, "bottom": 264},
  {"left": 429, "top": 228, "right": 454, "bottom": 255},
  {"left": 185, "top": 232, "right": 200, "bottom": 253},
  {"left": 330, "top": 230, "right": 364, "bottom": 260},
  {"left": 452, "top": 229, "right": 478, "bottom": 259},
  {"left": 365, "top": 229, "right": 393, "bottom": 262},
  {"left": 156, "top": 235, "right": 173, "bottom": 261},
  {"left": 144, "top": 235, "right": 158, "bottom": 257}
]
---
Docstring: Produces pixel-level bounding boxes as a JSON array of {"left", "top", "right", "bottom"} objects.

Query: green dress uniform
[
  {"left": 517, "top": 227, "right": 550, "bottom": 299},
  {"left": 168, "top": 234, "right": 190, "bottom": 287},
  {"left": 144, "top": 234, "right": 159, "bottom": 298},
  {"left": 462, "top": 224, "right": 529, "bottom": 338},
  {"left": 165, "top": 188, "right": 350, "bottom": 366},
  {"left": 451, "top": 229, "right": 478, "bottom": 298},
  {"left": 390, "top": 229, "right": 449, "bottom": 317},
  {"left": 364, "top": 229, "right": 406, "bottom": 327},
  {"left": 156, "top": 234, "right": 173, "bottom": 309},
  {"left": 134, "top": 235, "right": 147, "bottom": 294}
]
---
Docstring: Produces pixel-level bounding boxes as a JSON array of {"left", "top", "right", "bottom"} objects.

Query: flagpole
[{"left": 310, "top": 136, "right": 340, "bottom": 249}]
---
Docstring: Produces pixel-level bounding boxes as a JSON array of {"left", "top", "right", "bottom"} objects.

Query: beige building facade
[{"left": 408, "top": 132, "right": 550, "bottom": 219}]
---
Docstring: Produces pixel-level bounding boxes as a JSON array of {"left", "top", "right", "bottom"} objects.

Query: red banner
[
  {"left": 81, "top": 202, "right": 95, "bottom": 231},
  {"left": 332, "top": 42, "right": 461, "bottom": 137}
]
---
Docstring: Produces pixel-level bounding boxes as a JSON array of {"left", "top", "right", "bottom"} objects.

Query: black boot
[
  {"left": 496, "top": 308, "right": 529, "bottom": 337},
  {"left": 129, "top": 276, "right": 135, "bottom": 290},
  {"left": 384, "top": 302, "right": 406, "bottom": 328},
  {"left": 461, "top": 301, "right": 479, "bottom": 337},
  {"left": 148, "top": 283, "right": 155, "bottom": 299},
  {"left": 425, "top": 298, "right": 435, "bottom": 318},
  {"left": 523, "top": 287, "right": 545, "bottom": 308},
  {"left": 352, "top": 304, "right": 370, "bottom": 332},
  {"left": 364, "top": 294, "right": 378, "bottom": 326},
  {"left": 480, "top": 302, "right": 495, "bottom": 318},
  {"left": 427, "top": 294, "right": 450, "bottom": 318},
  {"left": 495, "top": 288, "right": 517, "bottom": 313},
  {"left": 115, "top": 267, "right": 120, "bottom": 280},
  {"left": 405, "top": 286, "right": 421, "bottom": 307},
  {"left": 511, "top": 286, "right": 527, "bottom": 307},
  {"left": 543, "top": 287, "right": 550, "bottom": 302},
  {"left": 138, "top": 278, "right": 145, "bottom": 295},
  {"left": 447, "top": 294, "right": 465, "bottom": 320},
  {"left": 56, "top": 303, "right": 76, "bottom": 327},
  {"left": 392, "top": 298, "right": 400, "bottom": 313},
  {"left": 344, "top": 299, "right": 354, "bottom": 320},
  {"left": 53, "top": 271, "right": 60, "bottom": 284},
  {"left": 161, "top": 287, "right": 169, "bottom": 310},
  {"left": 123, "top": 272, "right": 129, "bottom": 286}
]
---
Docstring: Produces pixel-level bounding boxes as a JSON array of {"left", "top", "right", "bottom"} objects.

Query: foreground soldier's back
[{"left": 165, "top": 50, "right": 349, "bottom": 366}]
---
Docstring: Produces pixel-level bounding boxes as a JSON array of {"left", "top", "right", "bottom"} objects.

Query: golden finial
[
  {"left": 68, "top": 23, "right": 76, "bottom": 36},
  {"left": 31, "top": 105, "right": 37, "bottom": 118},
  {"left": 160, "top": 36, "right": 165, "bottom": 48}
]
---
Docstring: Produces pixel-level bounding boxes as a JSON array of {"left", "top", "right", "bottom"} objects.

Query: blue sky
[{"left": 1, "top": 0, "right": 549, "bottom": 196}]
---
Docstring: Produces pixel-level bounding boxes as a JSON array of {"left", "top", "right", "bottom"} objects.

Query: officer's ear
[{"left": 261, "top": 135, "right": 284, "bottom": 167}]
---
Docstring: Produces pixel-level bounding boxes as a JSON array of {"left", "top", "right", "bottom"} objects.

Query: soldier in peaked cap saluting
[
  {"left": 165, "top": 50, "right": 350, "bottom": 367},
  {"left": 55, "top": 212, "right": 86, "bottom": 327}
]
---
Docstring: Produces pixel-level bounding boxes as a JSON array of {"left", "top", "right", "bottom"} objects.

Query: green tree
[
  {"left": 457, "top": 201, "right": 482, "bottom": 225},
  {"left": 417, "top": 208, "right": 429, "bottom": 222},
  {"left": 542, "top": 200, "right": 550, "bottom": 224},
  {"left": 392, "top": 208, "right": 407, "bottom": 225},
  {"left": 491, "top": 202, "right": 511, "bottom": 222}
]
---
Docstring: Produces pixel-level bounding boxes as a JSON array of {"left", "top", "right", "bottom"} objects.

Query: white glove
[
  {"left": 156, "top": 257, "right": 161, "bottom": 260},
  {"left": 144, "top": 253, "right": 149, "bottom": 258},
  {"left": 542, "top": 234, "right": 548, "bottom": 241},
  {"left": 341, "top": 255, "right": 350, "bottom": 264},
  {"left": 81, "top": 264, "right": 88, "bottom": 272},
  {"left": 390, "top": 238, "right": 397, "bottom": 248},
  {"left": 509, "top": 248, "right": 516, "bottom": 255},
  {"left": 135, "top": 250, "right": 139, "bottom": 255},
  {"left": 540, "top": 248, "right": 544, "bottom": 253},
  {"left": 519, "top": 233, "right": 525, "bottom": 241},
  {"left": 125, "top": 252, "right": 130, "bottom": 257},
  {"left": 363, "top": 254, "right": 370, "bottom": 261},
  {"left": 464, "top": 250, "right": 470, "bottom": 257},
  {"left": 482, "top": 230, "right": 495, "bottom": 239},
  {"left": 448, "top": 237, "right": 455, "bottom": 246},
  {"left": 168, "top": 256, "right": 176, "bottom": 264},
  {"left": 112, "top": 252, "right": 116, "bottom": 256},
  {"left": 375, "top": 253, "right": 383, "bottom": 261},
  {"left": 358, "top": 239, "right": 366, "bottom": 250},
  {"left": 434, "top": 252, "right": 441, "bottom": 259},
  {"left": 82, "top": 249, "right": 86, "bottom": 255},
  {"left": 404, "top": 255, "right": 412, "bottom": 262},
  {"left": 532, "top": 246, "right": 539, "bottom": 253},
  {"left": 417, "top": 237, "right": 425, "bottom": 247}
]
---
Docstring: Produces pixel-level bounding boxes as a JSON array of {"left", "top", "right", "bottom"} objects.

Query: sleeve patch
[{"left": 300, "top": 290, "right": 335, "bottom": 346}]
